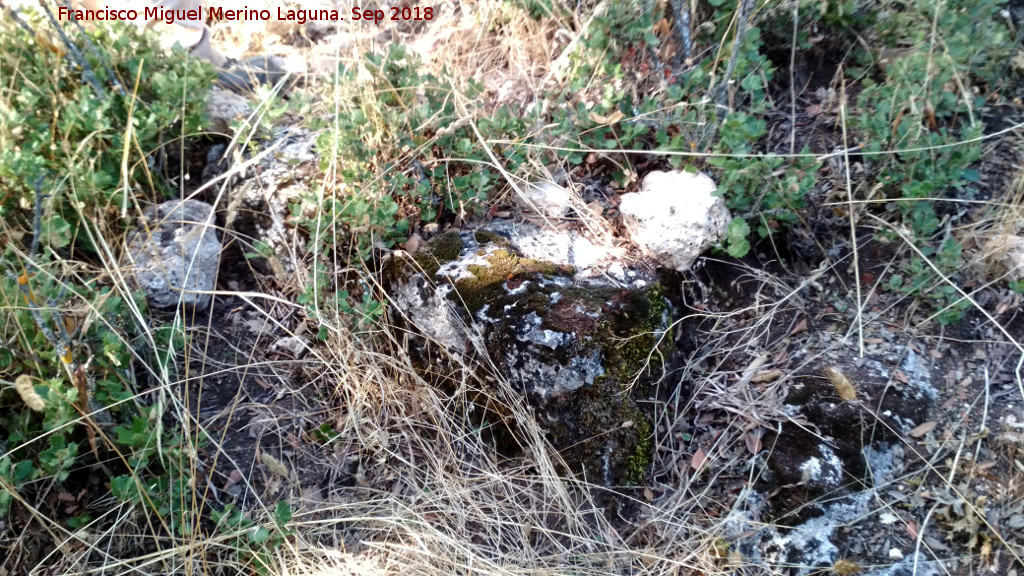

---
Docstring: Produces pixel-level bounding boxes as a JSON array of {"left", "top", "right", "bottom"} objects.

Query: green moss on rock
[{"left": 411, "top": 231, "right": 464, "bottom": 277}]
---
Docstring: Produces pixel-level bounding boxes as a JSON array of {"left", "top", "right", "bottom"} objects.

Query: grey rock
[
  {"left": 386, "top": 229, "right": 676, "bottom": 485},
  {"left": 219, "top": 128, "right": 319, "bottom": 278},
  {"left": 126, "top": 200, "right": 221, "bottom": 310},
  {"left": 517, "top": 181, "right": 572, "bottom": 219},
  {"left": 205, "top": 87, "right": 254, "bottom": 134}
]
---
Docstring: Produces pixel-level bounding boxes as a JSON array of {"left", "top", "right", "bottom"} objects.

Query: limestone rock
[
  {"left": 126, "top": 200, "right": 221, "bottom": 310},
  {"left": 517, "top": 181, "right": 572, "bottom": 219},
  {"left": 386, "top": 230, "right": 677, "bottom": 485},
  {"left": 480, "top": 220, "right": 649, "bottom": 288},
  {"left": 210, "top": 128, "right": 319, "bottom": 279},
  {"left": 619, "top": 170, "right": 730, "bottom": 271}
]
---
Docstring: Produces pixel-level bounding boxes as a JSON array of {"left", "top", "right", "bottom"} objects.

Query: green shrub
[{"left": 0, "top": 16, "right": 212, "bottom": 524}]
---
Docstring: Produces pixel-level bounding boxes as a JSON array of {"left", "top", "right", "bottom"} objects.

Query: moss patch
[
  {"left": 453, "top": 248, "right": 560, "bottom": 314},
  {"left": 411, "top": 231, "right": 464, "bottom": 277}
]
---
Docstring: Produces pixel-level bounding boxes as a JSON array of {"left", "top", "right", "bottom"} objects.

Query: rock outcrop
[
  {"left": 385, "top": 228, "right": 676, "bottom": 485},
  {"left": 126, "top": 199, "right": 222, "bottom": 310}
]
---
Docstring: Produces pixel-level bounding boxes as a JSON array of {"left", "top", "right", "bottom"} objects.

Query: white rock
[
  {"left": 608, "top": 262, "right": 625, "bottom": 282},
  {"left": 888, "top": 547, "right": 904, "bottom": 560},
  {"left": 126, "top": 200, "right": 221, "bottom": 310},
  {"left": 518, "top": 181, "right": 571, "bottom": 219},
  {"left": 619, "top": 170, "right": 731, "bottom": 272}
]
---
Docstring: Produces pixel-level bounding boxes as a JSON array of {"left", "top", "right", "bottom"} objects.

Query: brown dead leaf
[
  {"left": 643, "top": 487, "right": 655, "bottom": 501},
  {"left": 743, "top": 354, "right": 769, "bottom": 375},
  {"left": 745, "top": 430, "right": 763, "bottom": 455},
  {"left": 691, "top": 448, "right": 708, "bottom": 470},
  {"left": 906, "top": 521, "right": 918, "bottom": 540},
  {"left": 224, "top": 469, "right": 243, "bottom": 490},
  {"left": 909, "top": 421, "right": 937, "bottom": 438},
  {"left": 788, "top": 318, "right": 808, "bottom": 337},
  {"left": 894, "top": 370, "right": 909, "bottom": 384}
]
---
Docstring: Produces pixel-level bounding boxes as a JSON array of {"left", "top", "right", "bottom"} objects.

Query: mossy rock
[{"left": 385, "top": 229, "right": 677, "bottom": 485}]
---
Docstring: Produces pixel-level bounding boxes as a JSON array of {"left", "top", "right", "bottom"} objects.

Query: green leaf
[
  {"left": 274, "top": 501, "right": 292, "bottom": 526},
  {"left": 725, "top": 217, "right": 751, "bottom": 258},
  {"left": 251, "top": 526, "right": 271, "bottom": 544}
]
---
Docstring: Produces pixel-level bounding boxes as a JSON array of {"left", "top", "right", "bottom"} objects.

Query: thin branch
[{"left": 713, "top": 0, "right": 753, "bottom": 110}]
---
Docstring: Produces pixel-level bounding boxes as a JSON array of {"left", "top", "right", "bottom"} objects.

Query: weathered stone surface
[
  {"left": 126, "top": 199, "right": 221, "bottom": 310},
  {"left": 209, "top": 128, "right": 318, "bottom": 279},
  {"left": 387, "top": 229, "right": 676, "bottom": 485},
  {"left": 517, "top": 181, "right": 572, "bottom": 219},
  {"left": 619, "top": 170, "right": 730, "bottom": 271},
  {"left": 728, "top": 350, "right": 938, "bottom": 576},
  {"left": 205, "top": 87, "right": 254, "bottom": 134},
  {"left": 480, "top": 220, "right": 651, "bottom": 288}
]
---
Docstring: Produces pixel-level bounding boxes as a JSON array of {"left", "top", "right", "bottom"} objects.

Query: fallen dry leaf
[
  {"left": 643, "top": 487, "right": 655, "bottom": 501},
  {"left": 894, "top": 370, "right": 909, "bottom": 384},
  {"left": 691, "top": 448, "right": 708, "bottom": 470},
  {"left": 224, "top": 469, "right": 243, "bottom": 490},
  {"left": 909, "top": 421, "right": 937, "bottom": 438},
  {"left": 788, "top": 318, "right": 808, "bottom": 337},
  {"left": 745, "top": 430, "right": 763, "bottom": 455}
]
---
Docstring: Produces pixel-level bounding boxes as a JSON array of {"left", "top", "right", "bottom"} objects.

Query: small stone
[
  {"left": 608, "top": 262, "right": 626, "bottom": 281},
  {"left": 518, "top": 181, "right": 572, "bottom": 218},
  {"left": 888, "top": 548, "right": 904, "bottom": 560},
  {"left": 271, "top": 336, "right": 309, "bottom": 358},
  {"left": 980, "top": 234, "right": 1024, "bottom": 282},
  {"left": 618, "top": 170, "right": 730, "bottom": 272},
  {"left": 205, "top": 87, "right": 254, "bottom": 134}
]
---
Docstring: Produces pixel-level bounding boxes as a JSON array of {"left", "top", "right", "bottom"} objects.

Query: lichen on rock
[{"left": 386, "top": 228, "right": 677, "bottom": 485}]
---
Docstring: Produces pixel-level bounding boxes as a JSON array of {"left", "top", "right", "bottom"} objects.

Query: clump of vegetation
[
  {"left": 849, "top": 0, "right": 1011, "bottom": 323},
  {"left": 0, "top": 12, "right": 212, "bottom": 535}
]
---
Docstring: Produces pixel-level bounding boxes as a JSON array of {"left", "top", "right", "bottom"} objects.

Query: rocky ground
[
  {"left": 177, "top": 3, "right": 1024, "bottom": 575},
  {"left": 3, "top": 2, "right": 1024, "bottom": 575}
]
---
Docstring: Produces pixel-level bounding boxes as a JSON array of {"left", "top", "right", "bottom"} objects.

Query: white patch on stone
[
  {"left": 390, "top": 277, "right": 467, "bottom": 354},
  {"left": 608, "top": 262, "right": 626, "bottom": 281},
  {"left": 726, "top": 445, "right": 939, "bottom": 576},
  {"left": 505, "top": 279, "right": 530, "bottom": 295},
  {"left": 618, "top": 170, "right": 731, "bottom": 272},
  {"left": 901, "top": 349, "right": 937, "bottom": 402}
]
